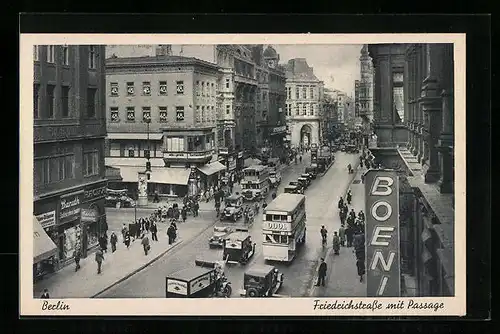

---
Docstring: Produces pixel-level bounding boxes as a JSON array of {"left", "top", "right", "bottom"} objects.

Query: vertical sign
[{"left": 364, "top": 169, "right": 400, "bottom": 297}]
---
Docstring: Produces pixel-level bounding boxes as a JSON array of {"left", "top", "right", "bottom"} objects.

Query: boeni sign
[{"left": 364, "top": 169, "right": 401, "bottom": 297}]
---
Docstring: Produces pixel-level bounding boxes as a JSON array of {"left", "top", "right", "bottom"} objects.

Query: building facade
[
  {"left": 284, "top": 58, "right": 324, "bottom": 148},
  {"left": 368, "top": 43, "right": 455, "bottom": 297},
  {"left": 33, "top": 45, "right": 108, "bottom": 269},
  {"left": 105, "top": 50, "right": 223, "bottom": 199},
  {"left": 358, "top": 45, "right": 375, "bottom": 124}
]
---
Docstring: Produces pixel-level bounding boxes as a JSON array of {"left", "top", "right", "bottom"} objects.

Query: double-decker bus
[
  {"left": 262, "top": 193, "right": 307, "bottom": 262},
  {"left": 241, "top": 165, "right": 270, "bottom": 201}
]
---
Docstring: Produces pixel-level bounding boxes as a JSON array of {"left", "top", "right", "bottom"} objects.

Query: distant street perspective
[{"left": 33, "top": 43, "right": 455, "bottom": 299}]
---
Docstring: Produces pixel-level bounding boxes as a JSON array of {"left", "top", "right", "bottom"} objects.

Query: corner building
[
  {"left": 284, "top": 58, "right": 324, "bottom": 148},
  {"left": 105, "top": 52, "right": 221, "bottom": 198},
  {"left": 33, "top": 45, "right": 108, "bottom": 270}
]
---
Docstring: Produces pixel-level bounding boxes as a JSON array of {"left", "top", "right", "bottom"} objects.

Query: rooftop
[
  {"left": 105, "top": 55, "right": 219, "bottom": 70},
  {"left": 167, "top": 266, "right": 212, "bottom": 281},
  {"left": 245, "top": 264, "right": 275, "bottom": 277},
  {"left": 283, "top": 58, "right": 320, "bottom": 82},
  {"left": 265, "top": 193, "right": 305, "bottom": 212}
]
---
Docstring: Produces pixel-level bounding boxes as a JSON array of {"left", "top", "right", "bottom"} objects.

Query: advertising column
[
  {"left": 58, "top": 190, "right": 84, "bottom": 264},
  {"left": 364, "top": 169, "right": 401, "bottom": 297}
]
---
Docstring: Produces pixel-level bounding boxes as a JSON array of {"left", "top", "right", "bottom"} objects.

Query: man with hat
[{"left": 315, "top": 257, "right": 327, "bottom": 287}]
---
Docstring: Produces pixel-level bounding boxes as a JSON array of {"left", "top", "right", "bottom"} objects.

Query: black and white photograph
[{"left": 20, "top": 34, "right": 465, "bottom": 316}]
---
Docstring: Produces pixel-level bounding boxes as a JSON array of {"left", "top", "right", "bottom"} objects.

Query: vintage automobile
[
  {"left": 220, "top": 194, "right": 244, "bottom": 222},
  {"left": 194, "top": 258, "right": 232, "bottom": 297},
  {"left": 283, "top": 185, "right": 302, "bottom": 194},
  {"left": 209, "top": 225, "right": 234, "bottom": 248},
  {"left": 223, "top": 230, "right": 256, "bottom": 265},
  {"left": 268, "top": 170, "right": 282, "bottom": 188},
  {"left": 346, "top": 144, "right": 359, "bottom": 154},
  {"left": 297, "top": 177, "right": 309, "bottom": 190},
  {"left": 166, "top": 261, "right": 232, "bottom": 298},
  {"left": 239, "top": 264, "right": 284, "bottom": 297},
  {"left": 304, "top": 166, "right": 317, "bottom": 179},
  {"left": 300, "top": 173, "right": 313, "bottom": 184}
]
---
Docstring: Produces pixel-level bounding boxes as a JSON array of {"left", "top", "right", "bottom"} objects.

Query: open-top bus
[
  {"left": 262, "top": 193, "right": 306, "bottom": 262},
  {"left": 241, "top": 165, "right": 270, "bottom": 201}
]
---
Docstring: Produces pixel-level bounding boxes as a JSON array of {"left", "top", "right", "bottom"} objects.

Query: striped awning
[
  {"left": 119, "top": 166, "right": 190, "bottom": 185},
  {"left": 198, "top": 161, "right": 226, "bottom": 176},
  {"left": 33, "top": 216, "right": 58, "bottom": 263}
]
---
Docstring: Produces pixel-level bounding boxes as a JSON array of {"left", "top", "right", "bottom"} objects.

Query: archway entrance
[{"left": 300, "top": 124, "right": 312, "bottom": 148}]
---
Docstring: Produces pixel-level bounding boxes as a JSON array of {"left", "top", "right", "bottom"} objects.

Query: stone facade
[{"left": 283, "top": 58, "right": 324, "bottom": 148}]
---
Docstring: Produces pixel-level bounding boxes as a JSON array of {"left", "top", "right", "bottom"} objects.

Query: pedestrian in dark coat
[
  {"left": 181, "top": 207, "right": 187, "bottom": 222},
  {"left": 345, "top": 226, "right": 354, "bottom": 247},
  {"left": 356, "top": 258, "right": 366, "bottom": 282},
  {"left": 124, "top": 231, "right": 131, "bottom": 249},
  {"left": 135, "top": 221, "right": 141, "bottom": 240},
  {"left": 338, "top": 225, "right": 346, "bottom": 247},
  {"left": 315, "top": 258, "right": 327, "bottom": 287},
  {"left": 141, "top": 234, "right": 150, "bottom": 255},
  {"left": 167, "top": 224, "right": 176, "bottom": 244},
  {"left": 110, "top": 232, "right": 118, "bottom": 253},
  {"left": 98, "top": 235, "right": 107, "bottom": 253},
  {"left": 193, "top": 202, "right": 199, "bottom": 217},
  {"left": 349, "top": 209, "right": 356, "bottom": 221},
  {"left": 74, "top": 249, "right": 81, "bottom": 272},
  {"left": 150, "top": 222, "right": 158, "bottom": 241},
  {"left": 338, "top": 197, "right": 344, "bottom": 210},
  {"left": 95, "top": 248, "right": 104, "bottom": 274},
  {"left": 41, "top": 289, "right": 50, "bottom": 299},
  {"left": 145, "top": 219, "right": 150, "bottom": 233}
]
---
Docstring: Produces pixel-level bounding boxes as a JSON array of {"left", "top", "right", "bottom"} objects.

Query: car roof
[
  {"left": 265, "top": 193, "right": 305, "bottom": 212},
  {"left": 167, "top": 266, "right": 212, "bottom": 281},
  {"left": 245, "top": 264, "right": 275, "bottom": 277},
  {"left": 244, "top": 165, "right": 267, "bottom": 171},
  {"left": 226, "top": 194, "right": 242, "bottom": 200},
  {"left": 226, "top": 231, "right": 250, "bottom": 241}
]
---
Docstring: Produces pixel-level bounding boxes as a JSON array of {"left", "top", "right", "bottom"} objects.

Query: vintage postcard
[{"left": 20, "top": 33, "right": 465, "bottom": 316}]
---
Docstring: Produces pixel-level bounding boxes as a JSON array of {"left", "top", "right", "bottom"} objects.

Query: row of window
[
  {"left": 195, "top": 105, "right": 216, "bottom": 123},
  {"left": 110, "top": 80, "right": 184, "bottom": 97},
  {"left": 195, "top": 81, "right": 217, "bottom": 98},
  {"left": 34, "top": 150, "right": 99, "bottom": 186},
  {"left": 110, "top": 106, "right": 185, "bottom": 123},
  {"left": 33, "top": 45, "right": 97, "bottom": 69},
  {"left": 34, "top": 84, "right": 97, "bottom": 119},
  {"left": 285, "top": 103, "right": 318, "bottom": 117},
  {"left": 286, "top": 86, "right": 316, "bottom": 100}
]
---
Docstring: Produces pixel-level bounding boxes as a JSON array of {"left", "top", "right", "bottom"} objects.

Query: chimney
[{"left": 156, "top": 45, "right": 173, "bottom": 56}]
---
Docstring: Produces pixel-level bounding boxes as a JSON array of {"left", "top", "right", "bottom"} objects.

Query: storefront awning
[
  {"left": 33, "top": 216, "right": 58, "bottom": 263},
  {"left": 107, "top": 132, "right": 164, "bottom": 140},
  {"left": 105, "top": 166, "right": 123, "bottom": 181},
  {"left": 198, "top": 161, "right": 226, "bottom": 176},
  {"left": 244, "top": 158, "right": 262, "bottom": 168},
  {"left": 119, "top": 166, "right": 190, "bottom": 185}
]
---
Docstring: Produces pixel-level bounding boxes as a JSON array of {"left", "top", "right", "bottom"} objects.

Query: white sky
[{"left": 274, "top": 44, "right": 363, "bottom": 96}]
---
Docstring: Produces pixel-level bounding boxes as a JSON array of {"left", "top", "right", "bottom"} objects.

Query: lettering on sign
[
  {"left": 60, "top": 208, "right": 81, "bottom": 220},
  {"left": 264, "top": 222, "right": 290, "bottom": 231},
  {"left": 84, "top": 186, "right": 107, "bottom": 201},
  {"left": 364, "top": 170, "right": 401, "bottom": 297},
  {"left": 189, "top": 274, "right": 211, "bottom": 294},
  {"left": 36, "top": 211, "right": 56, "bottom": 228},
  {"left": 166, "top": 279, "right": 188, "bottom": 295},
  {"left": 60, "top": 192, "right": 83, "bottom": 222},
  {"left": 81, "top": 209, "right": 99, "bottom": 222}
]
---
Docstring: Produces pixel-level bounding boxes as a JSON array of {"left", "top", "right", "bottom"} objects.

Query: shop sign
[
  {"left": 364, "top": 170, "right": 400, "bottom": 297},
  {"left": 228, "top": 159, "right": 236, "bottom": 171},
  {"left": 81, "top": 208, "right": 99, "bottom": 223},
  {"left": 272, "top": 126, "right": 287, "bottom": 134},
  {"left": 36, "top": 211, "right": 56, "bottom": 229},
  {"left": 83, "top": 184, "right": 107, "bottom": 202},
  {"left": 189, "top": 273, "right": 211, "bottom": 294},
  {"left": 167, "top": 279, "right": 188, "bottom": 295},
  {"left": 59, "top": 191, "right": 83, "bottom": 223}
]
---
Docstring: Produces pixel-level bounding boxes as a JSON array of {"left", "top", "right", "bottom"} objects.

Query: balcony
[{"left": 163, "top": 149, "right": 214, "bottom": 163}]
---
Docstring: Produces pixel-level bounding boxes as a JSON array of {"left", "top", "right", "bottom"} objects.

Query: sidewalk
[
  {"left": 33, "top": 214, "right": 216, "bottom": 299},
  {"left": 310, "top": 165, "right": 367, "bottom": 297}
]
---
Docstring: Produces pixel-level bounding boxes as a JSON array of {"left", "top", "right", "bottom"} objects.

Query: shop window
[
  {"left": 86, "top": 221, "right": 100, "bottom": 249},
  {"left": 166, "top": 137, "right": 184, "bottom": 152}
]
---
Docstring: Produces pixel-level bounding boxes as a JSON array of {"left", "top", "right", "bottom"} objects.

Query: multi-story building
[
  {"left": 368, "top": 43, "right": 455, "bottom": 297},
  {"left": 105, "top": 47, "right": 224, "bottom": 199},
  {"left": 33, "top": 45, "right": 108, "bottom": 271},
  {"left": 284, "top": 58, "right": 324, "bottom": 148},
  {"left": 250, "top": 45, "right": 287, "bottom": 158}
]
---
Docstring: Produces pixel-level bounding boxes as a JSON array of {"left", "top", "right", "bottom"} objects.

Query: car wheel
[
  {"left": 247, "top": 288, "right": 259, "bottom": 297},
  {"left": 223, "top": 285, "right": 232, "bottom": 298}
]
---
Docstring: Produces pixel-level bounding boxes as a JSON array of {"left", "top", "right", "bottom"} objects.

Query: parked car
[{"left": 239, "top": 264, "right": 284, "bottom": 297}]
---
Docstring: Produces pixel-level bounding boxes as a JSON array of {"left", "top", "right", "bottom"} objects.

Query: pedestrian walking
[
  {"left": 167, "top": 223, "right": 176, "bottom": 245},
  {"left": 124, "top": 231, "right": 131, "bottom": 249},
  {"left": 338, "top": 197, "right": 344, "bottom": 210},
  {"left": 339, "top": 225, "right": 346, "bottom": 247},
  {"left": 141, "top": 234, "right": 150, "bottom": 256},
  {"left": 150, "top": 222, "right": 158, "bottom": 241},
  {"left": 332, "top": 232, "right": 340, "bottom": 255},
  {"left": 95, "top": 247, "right": 104, "bottom": 274},
  {"left": 145, "top": 219, "right": 150, "bottom": 233},
  {"left": 356, "top": 258, "right": 366, "bottom": 282},
  {"left": 346, "top": 225, "right": 354, "bottom": 247},
  {"left": 40, "top": 289, "right": 50, "bottom": 299},
  {"left": 349, "top": 209, "right": 356, "bottom": 221},
  {"left": 181, "top": 207, "right": 187, "bottom": 222},
  {"left": 193, "top": 201, "right": 199, "bottom": 217},
  {"left": 346, "top": 190, "right": 352, "bottom": 205},
  {"left": 110, "top": 232, "right": 118, "bottom": 253},
  {"left": 98, "top": 234, "right": 107, "bottom": 253},
  {"left": 121, "top": 223, "right": 128, "bottom": 241},
  {"left": 315, "top": 258, "right": 327, "bottom": 287},
  {"left": 358, "top": 210, "right": 365, "bottom": 222},
  {"left": 74, "top": 248, "right": 81, "bottom": 272}
]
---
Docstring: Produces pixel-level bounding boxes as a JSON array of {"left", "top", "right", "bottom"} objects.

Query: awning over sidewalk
[
  {"left": 197, "top": 161, "right": 226, "bottom": 176},
  {"left": 33, "top": 216, "right": 58, "bottom": 263},
  {"left": 244, "top": 158, "right": 262, "bottom": 168},
  {"left": 105, "top": 165, "right": 123, "bottom": 181},
  {"left": 119, "top": 166, "right": 190, "bottom": 185}
]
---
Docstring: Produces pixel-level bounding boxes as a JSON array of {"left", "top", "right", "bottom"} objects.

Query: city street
[{"left": 99, "top": 151, "right": 361, "bottom": 298}]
